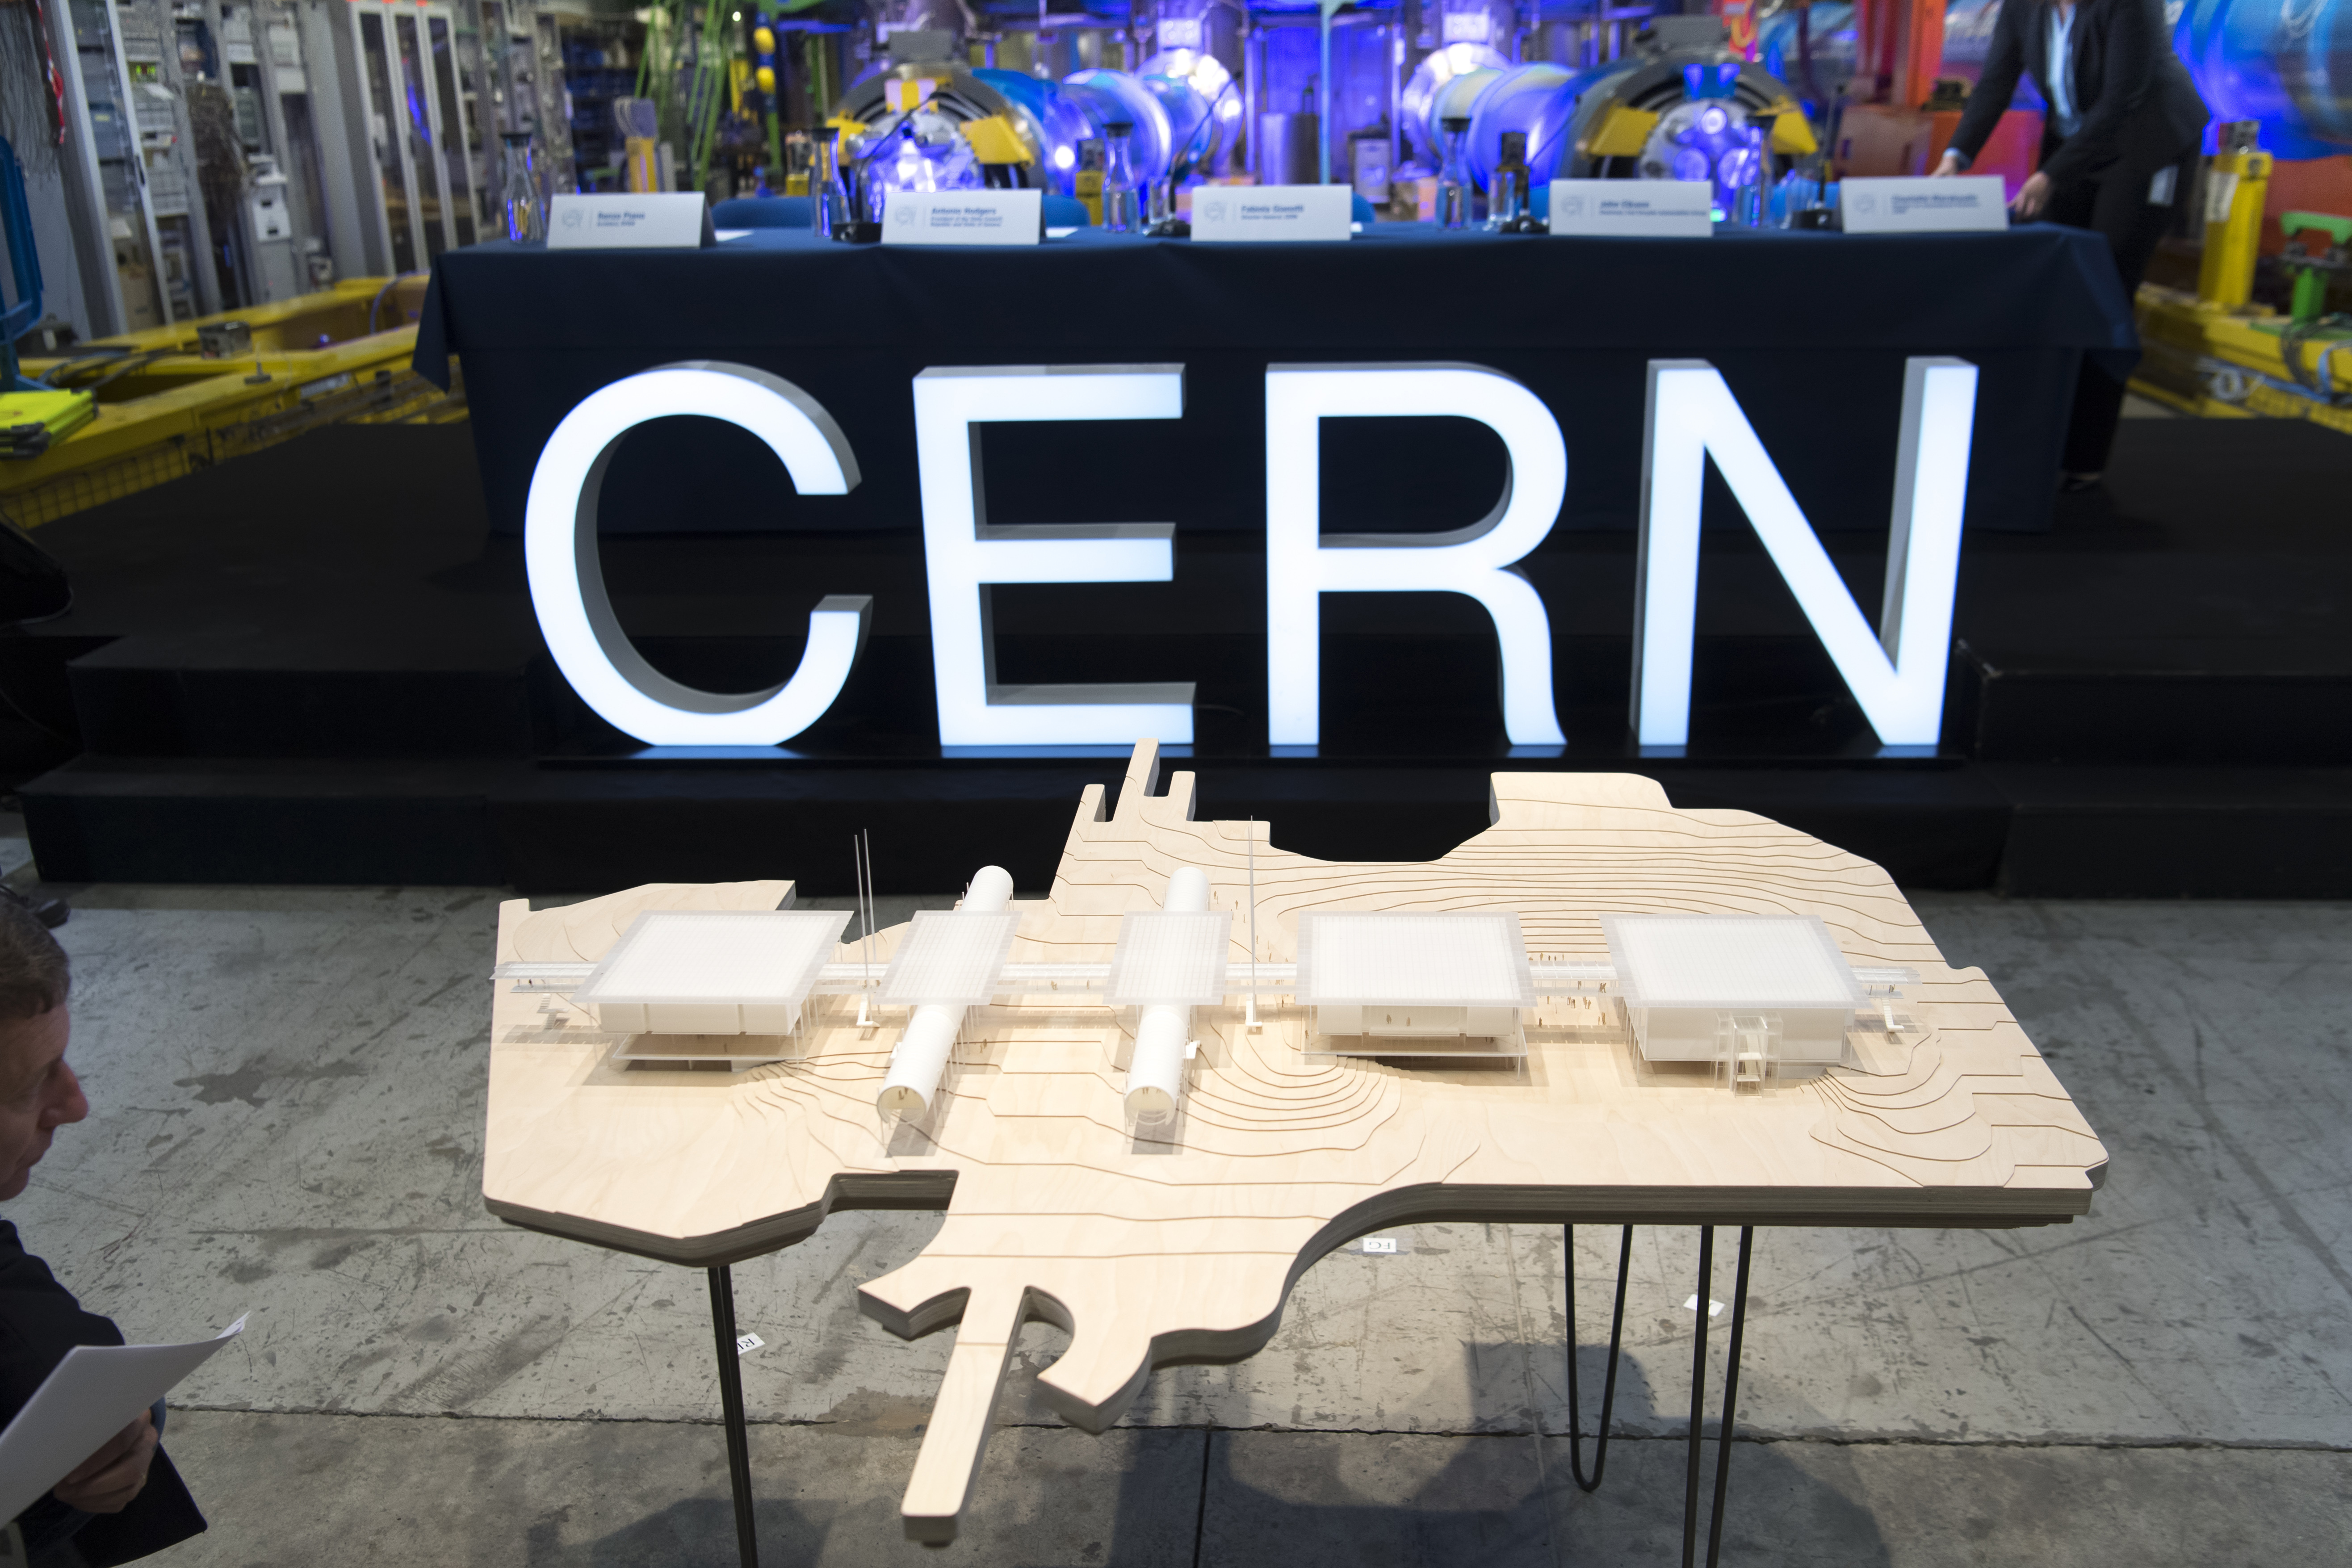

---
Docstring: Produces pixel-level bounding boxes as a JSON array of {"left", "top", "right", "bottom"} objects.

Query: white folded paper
[
  {"left": 1190, "top": 185, "right": 1354, "bottom": 243},
  {"left": 1837, "top": 176, "right": 2008, "bottom": 234},
  {"left": 1546, "top": 180, "right": 1715, "bottom": 238},
  {"left": 0, "top": 1313, "right": 246, "bottom": 1524},
  {"left": 882, "top": 189, "right": 1043, "bottom": 246},
  {"left": 545, "top": 194, "right": 716, "bottom": 250}
]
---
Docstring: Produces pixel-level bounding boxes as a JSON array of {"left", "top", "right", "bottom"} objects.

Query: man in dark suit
[
  {"left": 0, "top": 903, "right": 205, "bottom": 1565},
  {"left": 1934, "top": 0, "right": 2209, "bottom": 486}
]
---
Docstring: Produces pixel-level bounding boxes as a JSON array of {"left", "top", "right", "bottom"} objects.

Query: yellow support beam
[
  {"left": 1771, "top": 112, "right": 1820, "bottom": 157},
  {"left": 1581, "top": 105, "right": 1660, "bottom": 159},
  {"left": 2196, "top": 138, "right": 2272, "bottom": 311},
  {"left": 2131, "top": 283, "right": 2352, "bottom": 436},
  {"left": 1, "top": 278, "right": 459, "bottom": 528}
]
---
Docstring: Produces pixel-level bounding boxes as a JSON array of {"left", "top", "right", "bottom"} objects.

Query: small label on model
[
  {"left": 882, "top": 189, "right": 1043, "bottom": 246},
  {"left": 736, "top": 1331, "right": 765, "bottom": 1355},
  {"left": 1190, "top": 184, "right": 1354, "bottom": 244},
  {"left": 1546, "top": 180, "right": 1715, "bottom": 238},
  {"left": 1837, "top": 176, "right": 2008, "bottom": 234},
  {"left": 545, "top": 193, "right": 715, "bottom": 250}
]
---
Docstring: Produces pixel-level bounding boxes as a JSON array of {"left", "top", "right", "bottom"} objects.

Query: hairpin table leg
[
  {"left": 1681, "top": 1226, "right": 1715, "bottom": 1568},
  {"left": 708, "top": 1265, "right": 760, "bottom": 1568},
  {"left": 1564, "top": 1223, "right": 1634, "bottom": 1492},
  {"left": 1703, "top": 1227, "right": 1755, "bottom": 1568},
  {"left": 1681, "top": 1226, "right": 1755, "bottom": 1568}
]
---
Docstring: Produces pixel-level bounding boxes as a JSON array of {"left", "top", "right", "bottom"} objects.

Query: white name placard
[
  {"left": 1838, "top": 176, "right": 2008, "bottom": 234},
  {"left": 1546, "top": 180, "right": 1715, "bottom": 238},
  {"left": 883, "top": 189, "right": 1042, "bottom": 246},
  {"left": 1191, "top": 185, "right": 1354, "bottom": 244},
  {"left": 545, "top": 193, "right": 715, "bottom": 250}
]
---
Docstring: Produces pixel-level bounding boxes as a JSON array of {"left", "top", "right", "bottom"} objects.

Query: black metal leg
[
  {"left": 1681, "top": 1226, "right": 1715, "bottom": 1568},
  {"left": 1564, "top": 1223, "right": 1634, "bottom": 1492},
  {"left": 708, "top": 1266, "right": 760, "bottom": 1568},
  {"left": 1673, "top": 1226, "right": 1756, "bottom": 1568},
  {"left": 1704, "top": 1228, "right": 1756, "bottom": 1568}
]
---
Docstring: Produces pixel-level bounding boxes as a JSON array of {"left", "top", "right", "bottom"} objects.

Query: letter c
[{"left": 524, "top": 361, "right": 870, "bottom": 746}]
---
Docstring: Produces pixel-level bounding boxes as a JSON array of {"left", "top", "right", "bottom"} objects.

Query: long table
[
  {"left": 481, "top": 741, "right": 2108, "bottom": 1564},
  {"left": 415, "top": 222, "right": 2137, "bottom": 540}
]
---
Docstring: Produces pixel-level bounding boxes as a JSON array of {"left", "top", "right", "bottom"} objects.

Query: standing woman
[{"left": 1933, "top": 0, "right": 2208, "bottom": 488}]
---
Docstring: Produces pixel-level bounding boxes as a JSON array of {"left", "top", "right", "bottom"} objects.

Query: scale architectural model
[{"left": 482, "top": 741, "right": 2108, "bottom": 1544}]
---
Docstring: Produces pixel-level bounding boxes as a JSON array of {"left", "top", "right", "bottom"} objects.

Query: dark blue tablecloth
[{"left": 415, "top": 222, "right": 2138, "bottom": 537}]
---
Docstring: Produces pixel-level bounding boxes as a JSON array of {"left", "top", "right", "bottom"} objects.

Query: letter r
[{"left": 1265, "top": 364, "right": 1568, "bottom": 746}]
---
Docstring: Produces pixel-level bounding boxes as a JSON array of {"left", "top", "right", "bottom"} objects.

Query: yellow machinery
[
  {"left": 2128, "top": 121, "right": 2352, "bottom": 436},
  {"left": 2195, "top": 123, "right": 2272, "bottom": 312},
  {"left": 0, "top": 277, "right": 465, "bottom": 529},
  {"left": 2131, "top": 286, "right": 2352, "bottom": 435}
]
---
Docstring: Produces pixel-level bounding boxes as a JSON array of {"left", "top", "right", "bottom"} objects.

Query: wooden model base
[{"left": 484, "top": 742, "right": 2106, "bottom": 1542}]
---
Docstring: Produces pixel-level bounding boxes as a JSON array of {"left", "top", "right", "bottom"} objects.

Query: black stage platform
[{"left": 5, "top": 417, "right": 2347, "bottom": 896}]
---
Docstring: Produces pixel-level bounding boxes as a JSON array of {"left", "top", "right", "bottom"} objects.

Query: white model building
[
  {"left": 1296, "top": 911, "right": 1534, "bottom": 1055},
  {"left": 1106, "top": 868, "right": 1232, "bottom": 1120},
  {"left": 876, "top": 866, "right": 1022, "bottom": 1115},
  {"left": 572, "top": 908, "right": 853, "bottom": 1037},
  {"left": 1598, "top": 914, "right": 1868, "bottom": 1083}
]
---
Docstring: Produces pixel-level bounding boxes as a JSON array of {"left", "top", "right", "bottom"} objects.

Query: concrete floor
[{"left": 8, "top": 847, "right": 2348, "bottom": 1565}]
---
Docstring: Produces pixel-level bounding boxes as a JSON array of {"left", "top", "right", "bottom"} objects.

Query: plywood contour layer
[{"left": 482, "top": 741, "right": 2107, "bottom": 1541}]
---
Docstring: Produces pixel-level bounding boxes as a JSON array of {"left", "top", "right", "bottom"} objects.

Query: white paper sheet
[{"left": 0, "top": 1314, "right": 246, "bottom": 1524}]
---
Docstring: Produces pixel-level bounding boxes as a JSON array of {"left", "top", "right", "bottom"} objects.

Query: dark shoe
[{"left": 0, "top": 882, "right": 67, "bottom": 928}]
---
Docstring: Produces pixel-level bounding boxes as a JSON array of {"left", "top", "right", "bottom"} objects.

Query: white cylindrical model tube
[
  {"left": 1125, "top": 866, "right": 1209, "bottom": 1123},
  {"left": 878, "top": 865, "right": 1016, "bottom": 1117}
]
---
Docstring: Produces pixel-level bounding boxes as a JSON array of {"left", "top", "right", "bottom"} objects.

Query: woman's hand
[
  {"left": 53, "top": 1410, "right": 157, "bottom": 1513},
  {"left": 1931, "top": 151, "right": 1965, "bottom": 177},
  {"left": 2012, "top": 171, "right": 2052, "bottom": 218}
]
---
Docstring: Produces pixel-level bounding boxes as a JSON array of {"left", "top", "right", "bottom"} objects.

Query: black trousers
[{"left": 2043, "top": 139, "right": 2198, "bottom": 473}]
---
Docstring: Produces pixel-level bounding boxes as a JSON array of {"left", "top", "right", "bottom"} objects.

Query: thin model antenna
[
  {"left": 1245, "top": 818, "right": 1261, "bottom": 1032},
  {"left": 855, "top": 829, "right": 877, "bottom": 1028}
]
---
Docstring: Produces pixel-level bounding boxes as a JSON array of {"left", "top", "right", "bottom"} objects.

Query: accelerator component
[
  {"left": 831, "top": 46, "right": 1233, "bottom": 206},
  {"left": 877, "top": 866, "right": 1020, "bottom": 1116}
]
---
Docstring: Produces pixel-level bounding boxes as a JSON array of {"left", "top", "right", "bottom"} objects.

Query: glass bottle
[
  {"left": 866, "top": 134, "right": 894, "bottom": 225},
  {"left": 1487, "top": 129, "right": 1529, "bottom": 232},
  {"left": 1437, "top": 116, "right": 1473, "bottom": 231},
  {"left": 1101, "top": 119, "right": 1141, "bottom": 233},
  {"left": 1728, "top": 127, "right": 1768, "bottom": 229},
  {"left": 813, "top": 127, "right": 847, "bottom": 239},
  {"left": 500, "top": 133, "right": 544, "bottom": 243}
]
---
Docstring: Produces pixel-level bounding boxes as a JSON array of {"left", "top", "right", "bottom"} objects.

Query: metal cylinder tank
[
  {"left": 2175, "top": 0, "right": 2352, "bottom": 156},
  {"left": 1464, "top": 62, "right": 1586, "bottom": 191},
  {"left": 833, "top": 63, "right": 1225, "bottom": 199}
]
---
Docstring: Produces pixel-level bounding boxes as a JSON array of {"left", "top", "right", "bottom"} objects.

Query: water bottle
[
  {"left": 814, "top": 128, "right": 848, "bottom": 239},
  {"left": 1102, "top": 120, "right": 1141, "bottom": 233},
  {"left": 1437, "top": 116, "right": 1473, "bottom": 231}
]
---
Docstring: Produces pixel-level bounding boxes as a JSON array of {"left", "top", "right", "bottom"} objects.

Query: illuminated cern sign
[
  {"left": 524, "top": 356, "right": 1979, "bottom": 751},
  {"left": 523, "top": 361, "right": 872, "bottom": 747}
]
